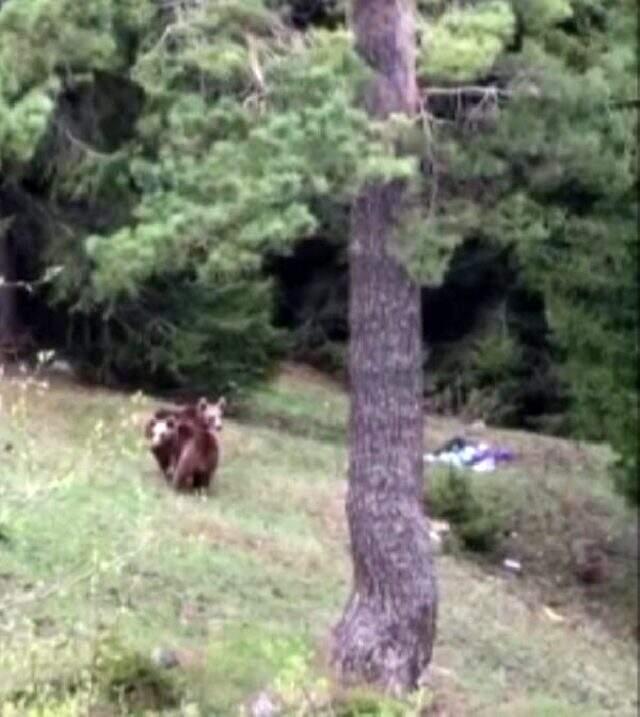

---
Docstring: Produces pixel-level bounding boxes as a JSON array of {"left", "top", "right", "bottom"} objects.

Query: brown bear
[
  {"left": 169, "top": 420, "right": 220, "bottom": 491},
  {"left": 175, "top": 397, "right": 226, "bottom": 433},
  {"left": 144, "top": 397, "right": 225, "bottom": 488},
  {"left": 144, "top": 413, "right": 184, "bottom": 477}
]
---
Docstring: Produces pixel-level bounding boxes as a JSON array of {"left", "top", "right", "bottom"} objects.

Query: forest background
[{"left": 0, "top": 0, "right": 637, "bottom": 503}]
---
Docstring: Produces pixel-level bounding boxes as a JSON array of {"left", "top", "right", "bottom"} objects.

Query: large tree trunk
[{"left": 331, "top": 0, "right": 437, "bottom": 694}]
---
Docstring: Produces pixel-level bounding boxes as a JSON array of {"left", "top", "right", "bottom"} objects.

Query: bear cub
[{"left": 144, "top": 397, "right": 225, "bottom": 490}]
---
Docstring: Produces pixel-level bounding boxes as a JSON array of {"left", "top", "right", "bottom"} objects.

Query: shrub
[
  {"left": 65, "top": 276, "right": 286, "bottom": 397},
  {"left": 331, "top": 685, "right": 435, "bottom": 716},
  {"left": 93, "top": 635, "right": 181, "bottom": 712},
  {"left": 427, "top": 468, "right": 519, "bottom": 553},
  {"left": 613, "top": 456, "right": 639, "bottom": 507}
]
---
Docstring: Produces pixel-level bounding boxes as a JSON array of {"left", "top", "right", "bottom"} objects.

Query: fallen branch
[
  {"left": 424, "top": 85, "right": 513, "bottom": 99},
  {"left": 245, "top": 33, "right": 266, "bottom": 94},
  {"left": 0, "top": 266, "right": 64, "bottom": 293}
]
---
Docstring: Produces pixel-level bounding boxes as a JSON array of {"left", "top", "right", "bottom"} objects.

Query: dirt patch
[{"left": 278, "top": 362, "right": 344, "bottom": 393}]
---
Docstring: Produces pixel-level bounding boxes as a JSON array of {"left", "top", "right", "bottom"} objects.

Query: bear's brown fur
[
  {"left": 144, "top": 397, "right": 225, "bottom": 489},
  {"left": 170, "top": 420, "right": 220, "bottom": 491}
]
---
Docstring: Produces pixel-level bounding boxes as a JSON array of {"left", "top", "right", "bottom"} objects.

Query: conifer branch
[
  {"left": 424, "top": 85, "right": 513, "bottom": 99},
  {"left": 611, "top": 98, "right": 639, "bottom": 108}
]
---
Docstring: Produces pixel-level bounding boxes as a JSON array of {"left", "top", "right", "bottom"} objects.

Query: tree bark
[{"left": 331, "top": 0, "right": 437, "bottom": 694}]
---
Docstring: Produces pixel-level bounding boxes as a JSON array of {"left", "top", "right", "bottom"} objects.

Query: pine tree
[
  {"left": 0, "top": 0, "right": 411, "bottom": 389},
  {"left": 331, "top": 0, "right": 437, "bottom": 691},
  {"left": 0, "top": 0, "right": 636, "bottom": 497},
  {"left": 0, "top": 0, "right": 154, "bottom": 354},
  {"left": 412, "top": 0, "right": 638, "bottom": 501},
  {"left": 76, "top": 3, "right": 414, "bottom": 390}
]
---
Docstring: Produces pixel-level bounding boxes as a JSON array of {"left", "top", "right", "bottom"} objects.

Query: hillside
[{"left": 0, "top": 365, "right": 637, "bottom": 715}]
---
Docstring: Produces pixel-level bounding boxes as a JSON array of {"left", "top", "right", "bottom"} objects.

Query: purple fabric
[
  {"left": 431, "top": 439, "right": 516, "bottom": 467},
  {"left": 467, "top": 448, "right": 515, "bottom": 465}
]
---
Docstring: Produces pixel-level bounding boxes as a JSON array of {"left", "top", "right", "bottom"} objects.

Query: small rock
[
  {"left": 470, "top": 419, "right": 486, "bottom": 430},
  {"left": 431, "top": 519, "right": 450, "bottom": 535},
  {"left": 429, "top": 519, "right": 450, "bottom": 553},
  {"left": 503, "top": 558, "right": 522, "bottom": 574},
  {"left": 429, "top": 530, "right": 443, "bottom": 552}
]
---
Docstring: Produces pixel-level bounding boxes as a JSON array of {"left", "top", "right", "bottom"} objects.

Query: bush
[
  {"left": 0, "top": 633, "right": 182, "bottom": 716},
  {"left": 331, "top": 685, "right": 435, "bottom": 716},
  {"left": 64, "top": 276, "right": 286, "bottom": 397},
  {"left": 93, "top": 636, "right": 180, "bottom": 712},
  {"left": 427, "top": 468, "right": 519, "bottom": 553},
  {"left": 608, "top": 397, "right": 638, "bottom": 506},
  {"left": 612, "top": 453, "right": 639, "bottom": 507}
]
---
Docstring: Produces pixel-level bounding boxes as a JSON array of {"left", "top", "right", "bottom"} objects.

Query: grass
[{"left": 0, "top": 363, "right": 637, "bottom": 715}]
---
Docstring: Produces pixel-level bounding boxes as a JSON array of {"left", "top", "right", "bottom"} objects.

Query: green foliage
[
  {"left": 19, "top": 2, "right": 414, "bottom": 395},
  {"left": 512, "top": 0, "right": 573, "bottom": 35},
  {"left": 204, "top": 627, "right": 315, "bottom": 711},
  {"left": 0, "top": 0, "right": 152, "bottom": 167},
  {"left": 0, "top": 89, "right": 55, "bottom": 166},
  {"left": 419, "top": 1, "right": 516, "bottom": 82},
  {"left": 93, "top": 635, "right": 181, "bottom": 711},
  {"left": 87, "top": 22, "right": 412, "bottom": 294},
  {"left": 394, "top": 204, "right": 471, "bottom": 285},
  {"left": 0, "top": 0, "right": 636, "bottom": 499},
  {"left": 332, "top": 688, "right": 420, "bottom": 716},
  {"left": 1, "top": 698, "right": 86, "bottom": 717},
  {"left": 614, "top": 460, "right": 639, "bottom": 513},
  {"left": 428, "top": 468, "right": 518, "bottom": 553},
  {"left": 414, "top": 0, "right": 638, "bottom": 499},
  {"left": 537, "top": 208, "right": 639, "bottom": 503},
  {"left": 470, "top": 332, "right": 521, "bottom": 386},
  {"left": 99, "top": 278, "right": 283, "bottom": 394}
]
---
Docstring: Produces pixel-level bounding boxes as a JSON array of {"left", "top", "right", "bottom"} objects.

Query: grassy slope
[{"left": 0, "top": 365, "right": 637, "bottom": 715}]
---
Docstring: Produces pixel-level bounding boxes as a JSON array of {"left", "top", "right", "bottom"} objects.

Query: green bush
[
  {"left": 332, "top": 686, "right": 432, "bottom": 716},
  {"left": 66, "top": 276, "right": 286, "bottom": 397},
  {"left": 93, "top": 635, "right": 181, "bottom": 713},
  {"left": 0, "top": 633, "right": 182, "bottom": 716},
  {"left": 332, "top": 693, "right": 409, "bottom": 717},
  {"left": 612, "top": 452, "right": 639, "bottom": 507},
  {"left": 427, "top": 468, "right": 519, "bottom": 553}
]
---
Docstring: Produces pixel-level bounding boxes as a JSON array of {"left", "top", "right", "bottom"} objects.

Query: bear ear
[
  {"left": 197, "top": 397, "right": 208, "bottom": 410},
  {"left": 217, "top": 397, "right": 226, "bottom": 409}
]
